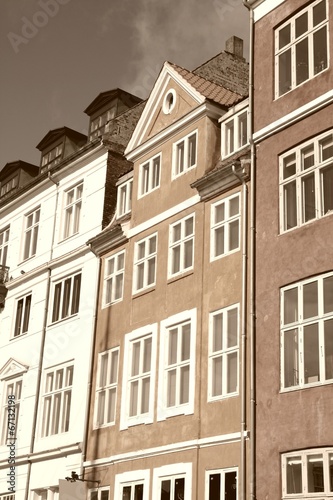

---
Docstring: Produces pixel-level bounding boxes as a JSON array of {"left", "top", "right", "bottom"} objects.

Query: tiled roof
[{"left": 169, "top": 62, "right": 243, "bottom": 107}]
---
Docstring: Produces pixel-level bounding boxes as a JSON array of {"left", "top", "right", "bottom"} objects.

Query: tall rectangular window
[
  {"left": 0, "top": 227, "right": 9, "bottom": 266},
  {"left": 104, "top": 251, "right": 125, "bottom": 306},
  {"left": 13, "top": 293, "right": 32, "bottom": 337},
  {"left": 153, "top": 464, "right": 191, "bottom": 500},
  {"left": 275, "top": 0, "right": 328, "bottom": 97},
  {"left": 280, "top": 131, "right": 333, "bottom": 232},
  {"left": 281, "top": 272, "right": 333, "bottom": 390},
  {"left": 208, "top": 305, "right": 239, "bottom": 400},
  {"left": 139, "top": 154, "right": 161, "bottom": 196},
  {"left": 211, "top": 194, "right": 240, "bottom": 260},
  {"left": 173, "top": 131, "right": 197, "bottom": 177},
  {"left": 222, "top": 108, "right": 248, "bottom": 158},
  {"left": 63, "top": 182, "right": 83, "bottom": 239},
  {"left": 23, "top": 207, "right": 40, "bottom": 260},
  {"left": 207, "top": 468, "right": 238, "bottom": 500},
  {"left": 117, "top": 178, "right": 133, "bottom": 217},
  {"left": 0, "top": 378, "right": 22, "bottom": 445},
  {"left": 41, "top": 363, "right": 73, "bottom": 437},
  {"left": 133, "top": 234, "right": 157, "bottom": 293},
  {"left": 114, "top": 470, "right": 149, "bottom": 500},
  {"left": 168, "top": 214, "right": 194, "bottom": 277},
  {"left": 95, "top": 348, "right": 119, "bottom": 427},
  {"left": 51, "top": 272, "right": 81, "bottom": 323}
]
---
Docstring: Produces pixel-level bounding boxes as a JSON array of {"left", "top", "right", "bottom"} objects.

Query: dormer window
[
  {"left": 89, "top": 107, "right": 116, "bottom": 141},
  {"left": 0, "top": 176, "right": 18, "bottom": 197},
  {"left": 221, "top": 106, "right": 249, "bottom": 159},
  {"left": 41, "top": 143, "right": 63, "bottom": 171},
  {"left": 117, "top": 177, "right": 133, "bottom": 218}
]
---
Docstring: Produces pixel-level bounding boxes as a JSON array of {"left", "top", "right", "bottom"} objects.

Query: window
[
  {"left": 173, "top": 131, "right": 197, "bottom": 177},
  {"left": 0, "top": 378, "right": 22, "bottom": 445},
  {"left": 94, "top": 348, "right": 119, "bottom": 427},
  {"left": 206, "top": 468, "right": 238, "bottom": 500},
  {"left": 158, "top": 309, "right": 196, "bottom": 420},
  {"left": 133, "top": 234, "right": 157, "bottom": 293},
  {"left": 280, "top": 131, "right": 333, "bottom": 232},
  {"left": 281, "top": 272, "right": 333, "bottom": 390},
  {"left": 63, "top": 182, "right": 83, "bottom": 239},
  {"left": 282, "top": 449, "right": 333, "bottom": 497},
  {"left": 114, "top": 470, "right": 149, "bottom": 500},
  {"left": 0, "top": 176, "right": 18, "bottom": 197},
  {"left": 89, "top": 107, "right": 116, "bottom": 141},
  {"left": 120, "top": 325, "right": 157, "bottom": 429},
  {"left": 13, "top": 293, "right": 32, "bottom": 337},
  {"left": 168, "top": 214, "right": 194, "bottom": 277},
  {"left": 41, "top": 143, "right": 63, "bottom": 171},
  {"left": 41, "top": 363, "right": 73, "bottom": 437},
  {"left": 23, "top": 207, "right": 40, "bottom": 260},
  {"left": 275, "top": 0, "right": 328, "bottom": 97},
  {"left": 139, "top": 154, "right": 161, "bottom": 196},
  {"left": 0, "top": 227, "right": 9, "bottom": 266},
  {"left": 33, "top": 488, "right": 59, "bottom": 500},
  {"left": 117, "top": 178, "right": 133, "bottom": 217},
  {"left": 104, "top": 251, "right": 125, "bottom": 306},
  {"left": 211, "top": 194, "right": 240, "bottom": 260},
  {"left": 153, "top": 463, "right": 192, "bottom": 500},
  {"left": 222, "top": 109, "right": 248, "bottom": 158},
  {"left": 0, "top": 495, "right": 15, "bottom": 500},
  {"left": 208, "top": 305, "right": 239, "bottom": 400},
  {"left": 51, "top": 272, "right": 81, "bottom": 323},
  {"left": 88, "top": 487, "right": 109, "bottom": 500}
]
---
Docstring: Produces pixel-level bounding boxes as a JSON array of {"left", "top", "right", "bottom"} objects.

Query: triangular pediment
[{"left": 0, "top": 358, "right": 29, "bottom": 380}]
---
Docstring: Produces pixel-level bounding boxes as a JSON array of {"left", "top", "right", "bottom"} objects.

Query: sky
[{"left": 0, "top": 0, "right": 249, "bottom": 169}]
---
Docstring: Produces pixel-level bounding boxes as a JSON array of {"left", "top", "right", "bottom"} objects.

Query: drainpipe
[
  {"left": 24, "top": 173, "right": 59, "bottom": 500},
  {"left": 232, "top": 164, "right": 248, "bottom": 500},
  {"left": 243, "top": 2, "right": 256, "bottom": 500}
]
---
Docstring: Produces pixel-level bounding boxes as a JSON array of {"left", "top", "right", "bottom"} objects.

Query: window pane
[
  {"left": 175, "top": 478, "right": 185, "bottom": 499},
  {"left": 153, "top": 157, "right": 160, "bottom": 188},
  {"left": 114, "top": 274, "right": 123, "bottom": 300},
  {"left": 286, "top": 456, "right": 302, "bottom": 494},
  {"left": 307, "top": 454, "right": 324, "bottom": 493},
  {"left": 324, "top": 319, "right": 333, "bottom": 380},
  {"left": 313, "top": 0, "right": 326, "bottom": 26},
  {"left": 14, "top": 299, "right": 23, "bottom": 337},
  {"left": 313, "top": 26, "right": 327, "bottom": 75},
  {"left": 137, "top": 263, "right": 144, "bottom": 290},
  {"left": 52, "top": 283, "right": 61, "bottom": 322},
  {"left": 279, "top": 24, "right": 290, "bottom": 49},
  {"left": 143, "top": 337, "right": 152, "bottom": 373},
  {"left": 320, "top": 135, "right": 333, "bottom": 162},
  {"left": 22, "top": 295, "right": 31, "bottom": 333},
  {"left": 215, "top": 203, "right": 225, "bottom": 223},
  {"left": 185, "top": 217, "right": 193, "bottom": 236},
  {"left": 213, "top": 314, "right": 223, "bottom": 352},
  {"left": 324, "top": 276, "right": 333, "bottom": 313},
  {"left": 181, "top": 324, "right": 191, "bottom": 361},
  {"left": 295, "top": 12, "right": 308, "bottom": 38},
  {"left": 62, "top": 278, "right": 71, "bottom": 318},
  {"left": 99, "top": 354, "right": 108, "bottom": 387},
  {"left": 238, "top": 112, "right": 247, "bottom": 147},
  {"left": 110, "top": 350, "right": 119, "bottom": 384},
  {"left": 225, "top": 471, "right": 237, "bottom": 500},
  {"left": 322, "top": 165, "right": 333, "bottom": 215},
  {"left": 302, "top": 173, "right": 316, "bottom": 222},
  {"left": 301, "top": 145, "right": 315, "bottom": 170},
  {"left": 184, "top": 239, "right": 193, "bottom": 269},
  {"left": 129, "top": 381, "right": 138, "bottom": 416},
  {"left": 284, "top": 288, "right": 298, "bottom": 324},
  {"left": 167, "top": 369, "right": 176, "bottom": 407},
  {"left": 229, "top": 196, "right": 239, "bottom": 216},
  {"left": 169, "top": 329, "right": 178, "bottom": 365},
  {"left": 279, "top": 49, "right": 291, "bottom": 95},
  {"left": 304, "top": 323, "right": 319, "bottom": 384},
  {"left": 71, "top": 274, "right": 81, "bottom": 315},
  {"left": 123, "top": 486, "right": 131, "bottom": 500},
  {"left": 177, "top": 142, "right": 185, "bottom": 174},
  {"left": 329, "top": 453, "right": 333, "bottom": 492},
  {"left": 141, "top": 377, "right": 150, "bottom": 413},
  {"left": 188, "top": 134, "right": 196, "bottom": 167},
  {"left": 283, "top": 153, "right": 296, "bottom": 179},
  {"left": 107, "top": 388, "right": 116, "bottom": 423},
  {"left": 209, "top": 473, "right": 221, "bottom": 500},
  {"left": 101, "top": 490, "right": 109, "bottom": 500},
  {"left": 138, "top": 241, "right": 145, "bottom": 260},
  {"left": 284, "top": 182, "right": 297, "bottom": 229},
  {"left": 149, "top": 236, "right": 157, "bottom": 254},
  {"left": 229, "top": 220, "right": 239, "bottom": 251},
  {"left": 212, "top": 357, "right": 222, "bottom": 396},
  {"left": 296, "top": 38, "right": 309, "bottom": 85},
  {"left": 227, "top": 308, "right": 238, "bottom": 347},
  {"left": 227, "top": 352, "right": 237, "bottom": 393},
  {"left": 132, "top": 342, "right": 140, "bottom": 376},
  {"left": 226, "top": 121, "right": 234, "bottom": 154},
  {"left": 161, "top": 480, "right": 171, "bottom": 500},
  {"left": 303, "top": 281, "right": 318, "bottom": 319},
  {"left": 284, "top": 329, "right": 299, "bottom": 388},
  {"left": 97, "top": 391, "right": 105, "bottom": 424},
  {"left": 215, "top": 226, "right": 225, "bottom": 257},
  {"left": 147, "top": 257, "right": 156, "bottom": 285},
  {"left": 134, "top": 484, "right": 143, "bottom": 500},
  {"left": 172, "top": 246, "right": 181, "bottom": 274},
  {"left": 180, "top": 365, "right": 189, "bottom": 404}
]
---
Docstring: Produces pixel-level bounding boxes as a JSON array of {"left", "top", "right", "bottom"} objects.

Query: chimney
[{"left": 225, "top": 35, "right": 244, "bottom": 59}]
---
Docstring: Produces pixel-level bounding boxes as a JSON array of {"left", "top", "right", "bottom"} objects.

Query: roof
[
  {"left": 36, "top": 127, "right": 87, "bottom": 151},
  {"left": 0, "top": 160, "right": 39, "bottom": 181},
  {"left": 84, "top": 88, "right": 142, "bottom": 116},
  {"left": 103, "top": 100, "right": 146, "bottom": 151}
]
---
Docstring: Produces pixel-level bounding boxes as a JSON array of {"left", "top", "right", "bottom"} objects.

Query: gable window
[
  {"left": 208, "top": 304, "right": 239, "bottom": 400},
  {"left": 23, "top": 207, "right": 40, "bottom": 261},
  {"left": 222, "top": 109, "right": 248, "bottom": 158},
  {"left": 133, "top": 234, "right": 157, "bottom": 293},
  {"left": 207, "top": 468, "right": 238, "bottom": 500},
  {"left": 282, "top": 448, "right": 333, "bottom": 497},
  {"left": 94, "top": 348, "right": 119, "bottom": 428},
  {"left": 104, "top": 251, "right": 125, "bottom": 306},
  {"left": 173, "top": 131, "right": 197, "bottom": 177},
  {"left": 280, "top": 130, "right": 333, "bottom": 232},
  {"left": 63, "top": 182, "right": 83, "bottom": 239},
  {"left": 158, "top": 309, "right": 196, "bottom": 420},
  {"left": 211, "top": 194, "right": 240, "bottom": 260},
  {"left": 117, "top": 178, "right": 133, "bottom": 217},
  {"left": 153, "top": 463, "right": 191, "bottom": 500},
  {"left": 139, "top": 154, "right": 161, "bottom": 196},
  {"left": 41, "top": 363, "right": 73, "bottom": 437},
  {"left": 114, "top": 470, "right": 149, "bottom": 500},
  {"left": 120, "top": 325, "right": 157, "bottom": 429},
  {"left": 41, "top": 144, "right": 63, "bottom": 171},
  {"left": 51, "top": 272, "right": 81, "bottom": 324},
  {"left": 0, "top": 377, "right": 22, "bottom": 445},
  {"left": 281, "top": 271, "right": 333, "bottom": 390},
  {"left": 13, "top": 293, "right": 32, "bottom": 337},
  {"left": 275, "top": 0, "right": 328, "bottom": 97},
  {"left": 0, "top": 227, "right": 9, "bottom": 266},
  {"left": 0, "top": 176, "right": 18, "bottom": 197},
  {"left": 168, "top": 214, "right": 194, "bottom": 277}
]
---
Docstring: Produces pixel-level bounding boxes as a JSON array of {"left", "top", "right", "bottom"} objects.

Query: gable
[{"left": 0, "top": 358, "right": 29, "bottom": 380}]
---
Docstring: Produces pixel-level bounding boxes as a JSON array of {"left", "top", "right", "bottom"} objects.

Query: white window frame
[
  {"left": 205, "top": 467, "right": 238, "bottom": 500},
  {"left": 133, "top": 233, "right": 157, "bottom": 293},
  {"left": 208, "top": 304, "right": 239, "bottom": 401},
  {"left": 275, "top": 0, "right": 329, "bottom": 98},
  {"left": 13, "top": 293, "right": 32, "bottom": 338},
  {"left": 117, "top": 178, "right": 133, "bottom": 217},
  {"left": 88, "top": 486, "right": 109, "bottom": 500},
  {"left": 281, "top": 271, "right": 333, "bottom": 391},
  {"left": 50, "top": 271, "right": 81, "bottom": 324},
  {"left": 62, "top": 182, "right": 83, "bottom": 240},
  {"left": 103, "top": 250, "right": 125, "bottom": 306},
  {"left": 0, "top": 227, "right": 10, "bottom": 267},
  {"left": 114, "top": 469, "right": 150, "bottom": 500},
  {"left": 89, "top": 107, "right": 116, "bottom": 141},
  {"left": 139, "top": 153, "right": 161, "bottom": 197},
  {"left": 211, "top": 194, "right": 241, "bottom": 261},
  {"left": 120, "top": 324, "right": 157, "bottom": 430},
  {"left": 158, "top": 309, "right": 196, "bottom": 421},
  {"left": 32, "top": 488, "right": 59, "bottom": 500},
  {"left": 41, "top": 143, "right": 63, "bottom": 170},
  {"left": 168, "top": 214, "right": 195, "bottom": 278},
  {"left": 0, "top": 377, "right": 22, "bottom": 445},
  {"left": 152, "top": 463, "right": 192, "bottom": 500},
  {"left": 94, "top": 348, "right": 119, "bottom": 428},
  {"left": 0, "top": 175, "right": 18, "bottom": 196},
  {"left": 0, "top": 495, "right": 15, "bottom": 500},
  {"left": 279, "top": 130, "right": 333, "bottom": 232},
  {"left": 172, "top": 131, "right": 198, "bottom": 178},
  {"left": 41, "top": 362, "right": 74, "bottom": 437},
  {"left": 282, "top": 448, "right": 333, "bottom": 498},
  {"left": 22, "top": 207, "right": 40, "bottom": 261},
  {"left": 222, "top": 108, "right": 248, "bottom": 158}
]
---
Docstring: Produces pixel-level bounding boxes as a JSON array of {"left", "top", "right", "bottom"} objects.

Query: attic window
[
  {"left": 41, "top": 144, "right": 63, "bottom": 172},
  {"left": 89, "top": 107, "right": 116, "bottom": 141},
  {"left": 0, "top": 176, "right": 18, "bottom": 197},
  {"left": 163, "top": 90, "right": 176, "bottom": 114}
]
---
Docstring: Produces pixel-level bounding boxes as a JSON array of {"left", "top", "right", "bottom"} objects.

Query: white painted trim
[
  {"left": 152, "top": 462, "right": 192, "bottom": 500},
  {"left": 253, "top": 90, "right": 333, "bottom": 143},
  {"left": 114, "top": 469, "right": 150, "bottom": 500},
  {"left": 0, "top": 444, "right": 82, "bottom": 466},
  {"left": 253, "top": 0, "right": 285, "bottom": 22},
  {"left": 126, "top": 195, "right": 200, "bottom": 239},
  {"left": 83, "top": 431, "right": 247, "bottom": 468}
]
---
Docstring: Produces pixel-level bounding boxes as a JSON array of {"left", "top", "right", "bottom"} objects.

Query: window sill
[
  {"left": 210, "top": 247, "right": 240, "bottom": 262},
  {"left": 172, "top": 164, "right": 196, "bottom": 181},
  {"left": 132, "top": 286, "right": 156, "bottom": 299},
  {"left": 47, "top": 313, "right": 79, "bottom": 328},
  {"left": 102, "top": 298, "right": 123, "bottom": 309},
  {"left": 279, "top": 209, "right": 333, "bottom": 235},
  {"left": 10, "top": 332, "right": 28, "bottom": 341},
  {"left": 280, "top": 379, "right": 333, "bottom": 394},
  {"left": 208, "top": 392, "right": 239, "bottom": 403},
  {"left": 167, "top": 269, "right": 193, "bottom": 284}
]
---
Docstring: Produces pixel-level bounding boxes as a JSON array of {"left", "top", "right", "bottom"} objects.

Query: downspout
[
  {"left": 25, "top": 173, "right": 59, "bottom": 500},
  {"left": 231, "top": 164, "right": 247, "bottom": 500},
  {"left": 243, "top": 2, "right": 256, "bottom": 500}
]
